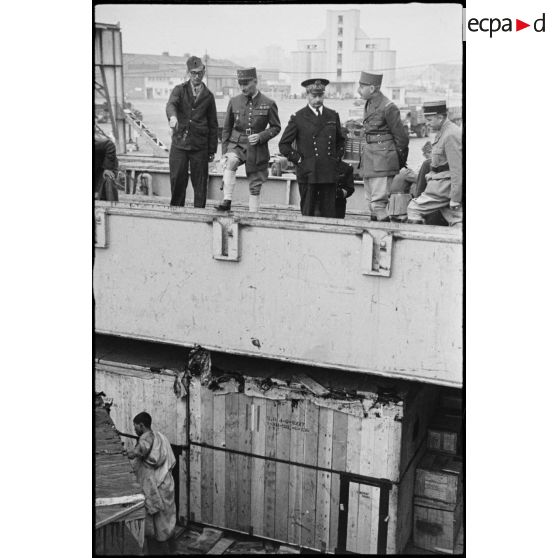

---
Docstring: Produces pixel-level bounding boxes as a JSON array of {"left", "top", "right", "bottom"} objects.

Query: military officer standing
[
  {"left": 216, "top": 67, "right": 281, "bottom": 212},
  {"left": 406, "top": 101, "right": 462, "bottom": 227},
  {"left": 359, "top": 72, "right": 409, "bottom": 221},
  {"left": 166, "top": 56, "right": 218, "bottom": 208},
  {"left": 279, "top": 79, "right": 345, "bottom": 218}
]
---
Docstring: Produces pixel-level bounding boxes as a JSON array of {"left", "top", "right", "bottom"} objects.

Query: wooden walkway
[{"left": 171, "top": 524, "right": 302, "bottom": 555}]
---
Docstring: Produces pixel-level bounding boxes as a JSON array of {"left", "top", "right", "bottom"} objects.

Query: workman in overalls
[
  {"left": 406, "top": 101, "right": 463, "bottom": 227},
  {"left": 216, "top": 67, "right": 281, "bottom": 212},
  {"left": 358, "top": 72, "right": 409, "bottom": 221}
]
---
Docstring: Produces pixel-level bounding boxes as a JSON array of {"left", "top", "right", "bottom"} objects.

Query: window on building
[
  {"left": 307, "top": 44, "right": 317, "bottom": 50},
  {"left": 366, "top": 43, "right": 377, "bottom": 50},
  {"left": 392, "top": 88, "right": 400, "bottom": 100},
  {"left": 337, "top": 41, "right": 343, "bottom": 49},
  {"left": 337, "top": 53, "right": 342, "bottom": 64},
  {"left": 338, "top": 15, "right": 343, "bottom": 24},
  {"left": 337, "top": 69, "right": 342, "bottom": 78},
  {"left": 338, "top": 27, "right": 343, "bottom": 36}
]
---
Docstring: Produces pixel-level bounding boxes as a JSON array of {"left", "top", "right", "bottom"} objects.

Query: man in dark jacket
[
  {"left": 335, "top": 160, "right": 355, "bottom": 219},
  {"left": 94, "top": 134, "right": 119, "bottom": 201},
  {"left": 166, "top": 56, "right": 218, "bottom": 207},
  {"left": 358, "top": 72, "right": 409, "bottom": 221},
  {"left": 279, "top": 78, "right": 345, "bottom": 218},
  {"left": 216, "top": 67, "right": 281, "bottom": 212}
]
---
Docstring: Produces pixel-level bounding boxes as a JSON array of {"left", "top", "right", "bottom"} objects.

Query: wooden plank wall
[{"left": 188, "top": 377, "right": 427, "bottom": 553}]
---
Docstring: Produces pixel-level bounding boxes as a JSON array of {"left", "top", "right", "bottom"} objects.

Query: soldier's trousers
[
  {"left": 169, "top": 146, "right": 208, "bottom": 207},
  {"left": 224, "top": 150, "right": 268, "bottom": 197},
  {"left": 407, "top": 192, "right": 463, "bottom": 226},
  {"left": 363, "top": 176, "right": 394, "bottom": 220},
  {"left": 299, "top": 182, "right": 337, "bottom": 218}
]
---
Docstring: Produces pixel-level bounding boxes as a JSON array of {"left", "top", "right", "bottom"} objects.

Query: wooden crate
[
  {"left": 427, "top": 413, "right": 462, "bottom": 456},
  {"left": 413, "top": 495, "right": 463, "bottom": 554},
  {"left": 440, "top": 391, "right": 462, "bottom": 413},
  {"left": 188, "top": 370, "right": 438, "bottom": 554},
  {"left": 414, "top": 452, "right": 462, "bottom": 505}
]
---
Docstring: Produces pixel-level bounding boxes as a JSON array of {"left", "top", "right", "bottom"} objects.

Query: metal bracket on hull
[
  {"left": 361, "top": 230, "right": 393, "bottom": 277},
  {"left": 213, "top": 218, "right": 240, "bottom": 261},
  {"left": 95, "top": 208, "right": 108, "bottom": 248}
]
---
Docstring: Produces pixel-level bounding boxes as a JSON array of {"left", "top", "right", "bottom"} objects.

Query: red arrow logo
[{"left": 516, "top": 19, "right": 530, "bottom": 31}]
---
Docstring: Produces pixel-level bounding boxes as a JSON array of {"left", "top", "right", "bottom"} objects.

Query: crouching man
[
  {"left": 406, "top": 101, "right": 463, "bottom": 227},
  {"left": 125, "top": 412, "right": 176, "bottom": 554},
  {"left": 216, "top": 67, "right": 281, "bottom": 212}
]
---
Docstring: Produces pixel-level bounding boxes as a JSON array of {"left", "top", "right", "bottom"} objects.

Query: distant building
[
  {"left": 123, "top": 53, "right": 290, "bottom": 100},
  {"left": 396, "top": 63, "right": 462, "bottom": 92},
  {"left": 290, "top": 9, "right": 396, "bottom": 97}
]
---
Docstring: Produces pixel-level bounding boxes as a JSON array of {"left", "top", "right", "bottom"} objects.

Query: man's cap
[
  {"left": 359, "top": 72, "right": 383, "bottom": 87},
  {"left": 187, "top": 56, "right": 204, "bottom": 71},
  {"left": 301, "top": 78, "right": 329, "bottom": 93},
  {"left": 237, "top": 67, "right": 257, "bottom": 82},
  {"left": 423, "top": 101, "right": 447, "bottom": 115}
]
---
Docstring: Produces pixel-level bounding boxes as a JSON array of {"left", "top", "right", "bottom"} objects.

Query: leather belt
[
  {"left": 431, "top": 163, "right": 450, "bottom": 173},
  {"left": 365, "top": 133, "right": 394, "bottom": 144}
]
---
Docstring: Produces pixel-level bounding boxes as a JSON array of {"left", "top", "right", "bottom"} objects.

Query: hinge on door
[
  {"left": 361, "top": 230, "right": 393, "bottom": 276},
  {"left": 213, "top": 218, "right": 240, "bottom": 261}
]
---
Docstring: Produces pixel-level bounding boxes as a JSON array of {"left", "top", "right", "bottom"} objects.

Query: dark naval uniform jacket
[
  {"left": 279, "top": 106, "right": 345, "bottom": 184},
  {"left": 166, "top": 81, "right": 218, "bottom": 153},
  {"left": 221, "top": 92, "right": 281, "bottom": 173},
  {"left": 361, "top": 91, "right": 409, "bottom": 179}
]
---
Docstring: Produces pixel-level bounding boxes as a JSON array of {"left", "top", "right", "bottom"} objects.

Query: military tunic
[
  {"left": 406, "top": 118, "right": 462, "bottom": 226},
  {"left": 221, "top": 92, "right": 281, "bottom": 174},
  {"left": 360, "top": 91, "right": 409, "bottom": 178}
]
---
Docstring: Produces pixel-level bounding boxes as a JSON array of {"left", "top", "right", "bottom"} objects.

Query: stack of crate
[{"left": 412, "top": 391, "right": 463, "bottom": 553}]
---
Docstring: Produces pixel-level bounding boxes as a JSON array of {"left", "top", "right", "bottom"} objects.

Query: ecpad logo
[{"left": 468, "top": 13, "right": 546, "bottom": 37}]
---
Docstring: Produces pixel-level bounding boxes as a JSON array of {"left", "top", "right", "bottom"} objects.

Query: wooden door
[{"left": 337, "top": 475, "right": 391, "bottom": 554}]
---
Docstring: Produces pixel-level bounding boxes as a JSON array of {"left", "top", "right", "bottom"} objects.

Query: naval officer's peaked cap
[
  {"left": 359, "top": 72, "right": 383, "bottom": 86},
  {"left": 237, "top": 67, "right": 258, "bottom": 82},
  {"left": 187, "top": 56, "right": 204, "bottom": 71},
  {"left": 423, "top": 101, "right": 447, "bottom": 115},
  {"left": 301, "top": 78, "right": 330, "bottom": 93}
]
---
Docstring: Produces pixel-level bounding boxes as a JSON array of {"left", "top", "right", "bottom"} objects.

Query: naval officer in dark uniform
[
  {"left": 216, "top": 67, "right": 281, "bottom": 212},
  {"left": 279, "top": 79, "right": 345, "bottom": 218},
  {"left": 166, "top": 56, "right": 218, "bottom": 207}
]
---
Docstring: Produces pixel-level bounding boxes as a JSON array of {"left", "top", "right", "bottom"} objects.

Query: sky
[{"left": 95, "top": 3, "right": 462, "bottom": 69}]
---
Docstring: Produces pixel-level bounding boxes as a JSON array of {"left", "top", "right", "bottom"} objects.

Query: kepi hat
[
  {"left": 301, "top": 78, "right": 329, "bottom": 94},
  {"left": 237, "top": 67, "right": 257, "bottom": 83},
  {"left": 359, "top": 72, "right": 383, "bottom": 87},
  {"left": 187, "top": 56, "right": 204, "bottom": 71},
  {"left": 423, "top": 101, "right": 447, "bottom": 116}
]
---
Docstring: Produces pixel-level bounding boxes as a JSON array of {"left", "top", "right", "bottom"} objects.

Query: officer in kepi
[
  {"left": 406, "top": 101, "right": 463, "bottom": 227},
  {"left": 358, "top": 72, "right": 409, "bottom": 221},
  {"left": 279, "top": 78, "right": 345, "bottom": 218},
  {"left": 166, "top": 56, "right": 218, "bottom": 208},
  {"left": 216, "top": 67, "right": 281, "bottom": 212}
]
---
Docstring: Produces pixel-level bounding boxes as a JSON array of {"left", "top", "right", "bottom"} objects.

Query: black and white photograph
[{"left": 93, "top": 2, "right": 463, "bottom": 555}]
